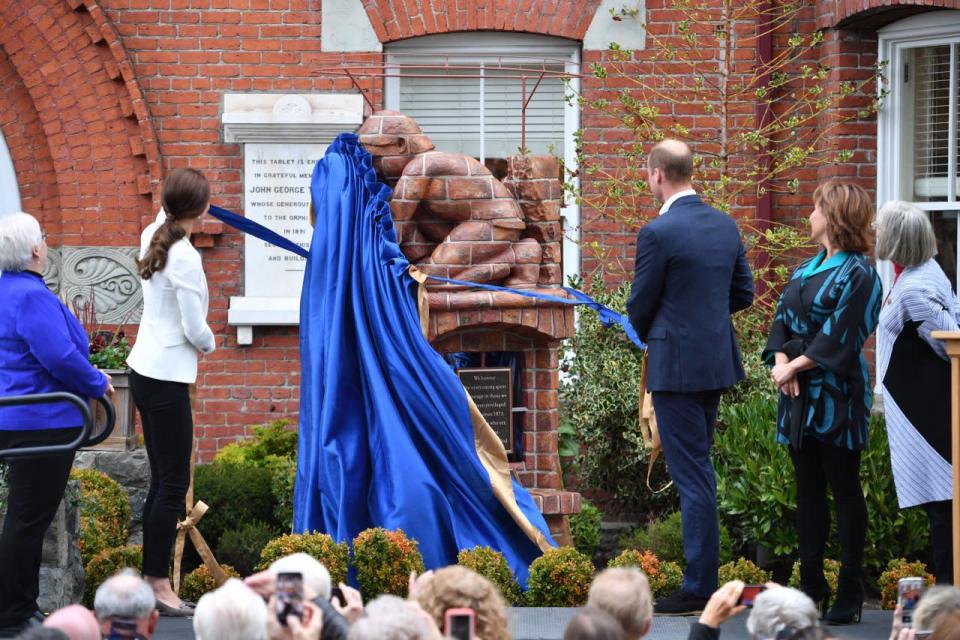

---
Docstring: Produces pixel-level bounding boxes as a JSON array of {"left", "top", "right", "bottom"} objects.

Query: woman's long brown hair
[{"left": 137, "top": 168, "right": 210, "bottom": 280}]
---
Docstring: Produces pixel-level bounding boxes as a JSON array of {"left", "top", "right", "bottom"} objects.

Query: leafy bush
[
  {"left": 217, "top": 521, "right": 279, "bottom": 576},
  {"left": 351, "top": 528, "right": 425, "bottom": 601},
  {"left": 718, "top": 558, "right": 771, "bottom": 585},
  {"left": 526, "top": 547, "right": 595, "bottom": 607},
  {"left": 618, "top": 511, "right": 732, "bottom": 566},
  {"left": 787, "top": 559, "right": 840, "bottom": 597},
  {"left": 258, "top": 532, "right": 349, "bottom": 586},
  {"left": 607, "top": 549, "right": 683, "bottom": 597},
  {"left": 560, "top": 275, "right": 678, "bottom": 516},
  {"left": 179, "top": 564, "right": 241, "bottom": 603},
  {"left": 84, "top": 545, "right": 142, "bottom": 606},
  {"left": 878, "top": 559, "right": 935, "bottom": 610},
  {"left": 268, "top": 458, "right": 296, "bottom": 530},
  {"left": 214, "top": 420, "right": 298, "bottom": 467},
  {"left": 70, "top": 468, "right": 131, "bottom": 566},
  {"left": 570, "top": 500, "right": 601, "bottom": 559},
  {"left": 457, "top": 546, "right": 523, "bottom": 606}
]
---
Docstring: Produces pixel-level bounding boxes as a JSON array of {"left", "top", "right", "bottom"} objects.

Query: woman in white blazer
[{"left": 127, "top": 168, "right": 215, "bottom": 616}]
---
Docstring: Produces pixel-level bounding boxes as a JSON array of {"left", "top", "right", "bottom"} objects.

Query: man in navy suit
[{"left": 627, "top": 140, "right": 754, "bottom": 614}]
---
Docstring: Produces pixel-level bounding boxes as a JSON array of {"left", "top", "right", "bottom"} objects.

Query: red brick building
[{"left": 1, "top": 0, "right": 958, "bottom": 469}]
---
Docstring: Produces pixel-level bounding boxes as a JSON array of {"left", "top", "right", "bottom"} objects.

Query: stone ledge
[{"left": 529, "top": 488, "right": 581, "bottom": 516}]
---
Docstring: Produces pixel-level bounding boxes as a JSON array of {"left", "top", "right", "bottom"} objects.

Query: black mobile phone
[
  {"left": 275, "top": 572, "right": 305, "bottom": 626},
  {"left": 444, "top": 608, "right": 476, "bottom": 640},
  {"left": 737, "top": 584, "right": 767, "bottom": 607},
  {"left": 107, "top": 618, "right": 139, "bottom": 639},
  {"left": 330, "top": 586, "right": 344, "bottom": 604}
]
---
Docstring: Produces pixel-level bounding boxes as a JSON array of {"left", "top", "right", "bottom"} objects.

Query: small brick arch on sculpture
[
  {"left": 0, "top": 0, "right": 162, "bottom": 245},
  {"left": 361, "top": 0, "right": 603, "bottom": 43},
  {"left": 817, "top": 0, "right": 960, "bottom": 29}
]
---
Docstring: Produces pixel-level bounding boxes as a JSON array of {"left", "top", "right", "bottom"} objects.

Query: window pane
[
  {"left": 930, "top": 211, "right": 958, "bottom": 291},
  {"left": 903, "top": 46, "right": 955, "bottom": 202}
]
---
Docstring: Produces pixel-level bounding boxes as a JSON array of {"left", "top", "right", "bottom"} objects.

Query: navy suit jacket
[{"left": 627, "top": 194, "right": 754, "bottom": 392}]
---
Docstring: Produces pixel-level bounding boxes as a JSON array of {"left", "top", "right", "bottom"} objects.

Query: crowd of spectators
[{"left": 7, "top": 555, "right": 959, "bottom": 640}]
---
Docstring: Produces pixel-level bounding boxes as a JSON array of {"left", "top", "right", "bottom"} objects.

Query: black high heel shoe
[{"left": 823, "top": 599, "right": 862, "bottom": 625}]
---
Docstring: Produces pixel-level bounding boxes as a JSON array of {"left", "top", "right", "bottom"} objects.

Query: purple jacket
[{"left": 0, "top": 270, "right": 109, "bottom": 430}]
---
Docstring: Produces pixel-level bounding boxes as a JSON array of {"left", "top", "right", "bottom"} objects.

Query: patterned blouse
[{"left": 764, "top": 251, "right": 882, "bottom": 451}]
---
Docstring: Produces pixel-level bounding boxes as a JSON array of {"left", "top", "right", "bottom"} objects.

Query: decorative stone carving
[
  {"left": 61, "top": 247, "right": 142, "bottom": 323},
  {"left": 42, "top": 246, "right": 61, "bottom": 294},
  {"left": 272, "top": 95, "right": 313, "bottom": 123}
]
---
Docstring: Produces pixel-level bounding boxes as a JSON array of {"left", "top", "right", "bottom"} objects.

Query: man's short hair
[
  {"left": 269, "top": 552, "right": 331, "bottom": 600},
  {"left": 647, "top": 140, "right": 694, "bottom": 184},
  {"left": 586, "top": 567, "right": 652, "bottom": 640},
  {"left": 563, "top": 606, "right": 625, "bottom": 640},
  {"left": 94, "top": 568, "right": 156, "bottom": 622},
  {"left": 193, "top": 579, "right": 267, "bottom": 640},
  {"left": 746, "top": 587, "right": 820, "bottom": 640},
  {"left": 347, "top": 595, "right": 435, "bottom": 640},
  {"left": 915, "top": 586, "right": 960, "bottom": 632}
]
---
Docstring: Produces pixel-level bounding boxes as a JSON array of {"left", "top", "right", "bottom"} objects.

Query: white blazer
[{"left": 127, "top": 210, "right": 215, "bottom": 384}]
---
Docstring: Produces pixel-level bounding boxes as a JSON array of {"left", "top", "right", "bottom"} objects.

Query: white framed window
[
  {"left": 384, "top": 32, "right": 581, "bottom": 285},
  {"left": 878, "top": 11, "right": 960, "bottom": 291},
  {"left": 0, "top": 130, "right": 21, "bottom": 216}
]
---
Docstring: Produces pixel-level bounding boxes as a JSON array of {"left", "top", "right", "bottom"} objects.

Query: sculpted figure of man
[{"left": 358, "top": 110, "right": 541, "bottom": 287}]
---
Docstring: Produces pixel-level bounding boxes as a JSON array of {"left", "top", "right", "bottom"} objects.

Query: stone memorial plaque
[
  {"left": 244, "top": 143, "right": 326, "bottom": 297},
  {"left": 458, "top": 367, "right": 514, "bottom": 454}
]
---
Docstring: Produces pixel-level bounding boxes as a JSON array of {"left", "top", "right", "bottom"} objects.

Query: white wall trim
[{"left": 0, "top": 130, "right": 21, "bottom": 216}]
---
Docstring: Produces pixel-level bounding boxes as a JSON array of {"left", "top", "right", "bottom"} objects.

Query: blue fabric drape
[{"left": 292, "top": 133, "right": 554, "bottom": 585}]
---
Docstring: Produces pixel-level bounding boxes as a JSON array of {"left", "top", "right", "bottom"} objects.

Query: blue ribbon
[{"left": 206, "top": 205, "right": 644, "bottom": 349}]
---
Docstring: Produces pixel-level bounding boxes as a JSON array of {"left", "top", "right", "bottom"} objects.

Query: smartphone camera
[
  {"left": 898, "top": 577, "right": 926, "bottom": 628},
  {"left": 444, "top": 607, "right": 476, "bottom": 640},
  {"left": 275, "top": 571, "right": 305, "bottom": 627},
  {"left": 330, "top": 585, "right": 344, "bottom": 605},
  {"left": 737, "top": 584, "right": 767, "bottom": 608}
]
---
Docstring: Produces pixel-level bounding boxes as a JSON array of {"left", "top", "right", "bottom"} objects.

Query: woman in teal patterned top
[{"left": 764, "top": 180, "right": 882, "bottom": 625}]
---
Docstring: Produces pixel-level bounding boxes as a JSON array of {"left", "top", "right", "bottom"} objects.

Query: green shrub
[
  {"left": 560, "top": 275, "right": 678, "bottom": 515},
  {"left": 457, "top": 546, "right": 523, "bottom": 606},
  {"left": 258, "top": 532, "right": 349, "bottom": 586},
  {"left": 70, "top": 468, "right": 131, "bottom": 566},
  {"left": 214, "top": 419, "right": 298, "bottom": 467},
  {"left": 787, "top": 559, "right": 840, "bottom": 597},
  {"left": 268, "top": 457, "right": 296, "bottom": 530},
  {"left": 718, "top": 558, "right": 771, "bottom": 585},
  {"left": 878, "top": 559, "right": 936, "bottom": 610},
  {"left": 526, "top": 547, "right": 595, "bottom": 607},
  {"left": 84, "top": 545, "right": 142, "bottom": 606},
  {"left": 179, "top": 564, "right": 241, "bottom": 603},
  {"left": 607, "top": 549, "right": 683, "bottom": 598},
  {"left": 217, "top": 521, "right": 280, "bottom": 576},
  {"left": 351, "top": 528, "right": 425, "bottom": 601},
  {"left": 570, "top": 500, "right": 601, "bottom": 559},
  {"left": 618, "top": 511, "right": 732, "bottom": 566}
]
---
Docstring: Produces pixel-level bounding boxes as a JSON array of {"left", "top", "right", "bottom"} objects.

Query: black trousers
[
  {"left": 130, "top": 370, "right": 194, "bottom": 579},
  {"left": 924, "top": 500, "right": 954, "bottom": 584},
  {"left": 789, "top": 438, "right": 866, "bottom": 576},
  {"left": 0, "top": 428, "right": 76, "bottom": 627}
]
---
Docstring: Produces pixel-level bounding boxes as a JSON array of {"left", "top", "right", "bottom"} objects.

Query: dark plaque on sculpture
[{"left": 458, "top": 367, "right": 514, "bottom": 454}]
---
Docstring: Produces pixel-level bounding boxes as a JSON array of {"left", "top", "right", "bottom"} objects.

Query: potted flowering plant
[{"left": 75, "top": 291, "right": 137, "bottom": 450}]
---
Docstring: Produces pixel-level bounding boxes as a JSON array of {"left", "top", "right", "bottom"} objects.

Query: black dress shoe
[{"left": 654, "top": 590, "right": 710, "bottom": 616}]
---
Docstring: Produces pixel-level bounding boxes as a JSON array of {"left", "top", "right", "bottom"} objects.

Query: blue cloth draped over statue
[{"left": 292, "top": 133, "right": 555, "bottom": 586}]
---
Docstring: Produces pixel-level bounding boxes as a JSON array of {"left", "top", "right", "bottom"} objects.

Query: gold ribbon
[
  {"left": 408, "top": 266, "right": 430, "bottom": 338},
  {"left": 172, "top": 386, "right": 229, "bottom": 594},
  {"left": 638, "top": 358, "right": 673, "bottom": 494}
]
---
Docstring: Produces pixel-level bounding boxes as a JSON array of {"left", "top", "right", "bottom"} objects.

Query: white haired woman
[
  {"left": 875, "top": 201, "right": 959, "bottom": 584},
  {"left": 0, "top": 212, "right": 112, "bottom": 637},
  {"left": 747, "top": 587, "right": 827, "bottom": 640}
]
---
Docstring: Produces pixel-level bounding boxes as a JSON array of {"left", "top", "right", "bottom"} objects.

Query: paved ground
[{"left": 154, "top": 606, "right": 896, "bottom": 639}]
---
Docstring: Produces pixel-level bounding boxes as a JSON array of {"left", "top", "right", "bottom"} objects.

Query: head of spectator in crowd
[
  {"left": 930, "top": 611, "right": 960, "bottom": 640},
  {"left": 411, "top": 565, "right": 508, "bottom": 640},
  {"left": 746, "top": 587, "right": 823, "bottom": 640},
  {"left": 269, "top": 553, "right": 332, "bottom": 601},
  {"left": 347, "top": 595, "right": 439, "bottom": 640},
  {"left": 646, "top": 139, "right": 694, "bottom": 204},
  {"left": 0, "top": 211, "right": 47, "bottom": 274},
  {"left": 94, "top": 569, "right": 159, "bottom": 639},
  {"left": 563, "top": 606, "right": 626, "bottom": 640},
  {"left": 810, "top": 180, "right": 874, "bottom": 255},
  {"left": 193, "top": 579, "right": 268, "bottom": 640},
  {"left": 875, "top": 200, "right": 938, "bottom": 268},
  {"left": 586, "top": 568, "right": 653, "bottom": 640},
  {"left": 915, "top": 586, "right": 960, "bottom": 633},
  {"left": 16, "top": 628, "right": 70, "bottom": 640},
  {"left": 42, "top": 605, "right": 101, "bottom": 640}
]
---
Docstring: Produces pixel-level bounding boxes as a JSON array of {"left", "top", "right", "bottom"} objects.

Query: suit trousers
[
  {"left": 652, "top": 390, "right": 723, "bottom": 596},
  {"left": 130, "top": 370, "right": 194, "bottom": 578},
  {"left": 923, "top": 500, "right": 954, "bottom": 584},
  {"left": 0, "top": 428, "right": 76, "bottom": 627}
]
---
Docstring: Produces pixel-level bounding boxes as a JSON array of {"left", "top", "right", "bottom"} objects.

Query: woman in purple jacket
[{"left": 0, "top": 212, "right": 112, "bottom": 638}]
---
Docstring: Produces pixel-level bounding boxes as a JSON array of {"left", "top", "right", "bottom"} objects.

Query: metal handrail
[{"left": 0, "top": 393, "right": 116, "bottom": 459}]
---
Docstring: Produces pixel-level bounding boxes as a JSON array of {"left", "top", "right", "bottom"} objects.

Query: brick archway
[
  {"left": 361, "top": 0, "right": 603, "bottom": 42},
  {"left": 0, "top": 0, "right": 161, "bottom": 245},
  {"left": 817, "top": 0, "right": 960, "bottom": 29}
]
